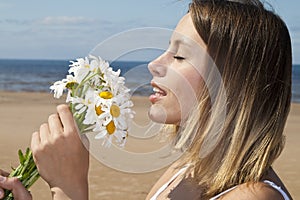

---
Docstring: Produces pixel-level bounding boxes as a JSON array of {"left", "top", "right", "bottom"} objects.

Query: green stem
[
  {"left": 4, "top": 71, "right": 100, "bottom": 199},
  {"left": 4, "top": 150, "right": 39, "bottom": 200},
  {"left": 74, "top": 72, "right": 98, "bottom": 97}
]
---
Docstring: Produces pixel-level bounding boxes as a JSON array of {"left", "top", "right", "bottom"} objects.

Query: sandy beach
[{"left": 0, "top": 91, "right": 299, "bottom": 199}]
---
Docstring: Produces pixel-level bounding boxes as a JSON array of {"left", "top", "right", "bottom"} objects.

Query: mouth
[{"left": 149, "top": 81, "right": 167, "bottom": 103}]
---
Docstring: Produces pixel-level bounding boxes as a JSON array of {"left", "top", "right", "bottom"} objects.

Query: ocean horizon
[{"left": 0, "top": 59, "right": 299, "bottom": 103}]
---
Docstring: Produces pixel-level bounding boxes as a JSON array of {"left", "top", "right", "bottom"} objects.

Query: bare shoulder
[
  {"left": 145, "top": 161, "right": 184, "bottom": 200},
  {"left": 220, "top": 182, "right": 285, "bottom": 200}
]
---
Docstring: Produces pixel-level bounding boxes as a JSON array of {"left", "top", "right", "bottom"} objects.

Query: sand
[{"left": 0, "top": 91, "right": 299, "bottom": 199}]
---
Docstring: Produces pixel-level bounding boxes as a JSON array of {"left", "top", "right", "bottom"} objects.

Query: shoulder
[
  {"left": 146, "top": 161, "right": 183, "bottom": 200},
  {"left": 220, "top": 182, "right": 285, "bottom": 200}
]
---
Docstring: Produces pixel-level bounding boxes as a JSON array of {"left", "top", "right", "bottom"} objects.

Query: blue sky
[{"left": 0, "top": 0, "right": 299, "bottom": 63}]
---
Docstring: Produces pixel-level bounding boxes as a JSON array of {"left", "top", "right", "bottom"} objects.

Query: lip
[{"left": 149, "top": 81, "right": 167, "bottom": 104}]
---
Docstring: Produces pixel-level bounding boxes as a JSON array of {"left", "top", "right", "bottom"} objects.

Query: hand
[
  {"left": 31, "top": 105, "right": 89, "bottom": 200},
  {"left": 0, "top": 169, "right": 32, "bottom": 200}
]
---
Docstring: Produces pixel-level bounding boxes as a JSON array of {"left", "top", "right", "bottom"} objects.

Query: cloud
[
  {"left": 0, "top": 15, "right": 176, "bottom": 60},
  {"left": 38, "top": 16, "right": 98, "bottom": 26},
  {"left": 3, "top": 19, "right": 32, "bottom": 25},
  {"left": 2, "top": 16, "right": 103, "bottom": 27}
]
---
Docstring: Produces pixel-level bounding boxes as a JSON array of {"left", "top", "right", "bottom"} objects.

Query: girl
[{"left": 0, "top": 0, "right": 293, "bottom": 199}]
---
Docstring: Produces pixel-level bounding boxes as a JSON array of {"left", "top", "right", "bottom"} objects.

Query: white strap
[
  {"left": 209, "top": 186, "right": 237, "bottom": 200},
  {"left": 210, "top": 180, "right": 290, "bottom": 200},
  {"left": 150, "top": 166, "right": 189, "bottom": 200},
  {"left": 150, "top": 170, "right": 290, "bottom": 200},
  {"left": 263, "top": 180, "right": 290, "bottom": 200}
]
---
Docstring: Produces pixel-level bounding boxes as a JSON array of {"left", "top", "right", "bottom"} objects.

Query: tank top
[{"left": 150, "top": 166, "right": 291, "bottom": 200}]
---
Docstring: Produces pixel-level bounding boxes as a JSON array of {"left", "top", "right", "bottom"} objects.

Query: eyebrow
[{"left": 169, "top": 37, "right": 192, "bottom": 48}]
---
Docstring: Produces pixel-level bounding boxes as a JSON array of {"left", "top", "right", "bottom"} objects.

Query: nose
[{"left": 148, "top": 53, "right": 168, "bottom": 77}]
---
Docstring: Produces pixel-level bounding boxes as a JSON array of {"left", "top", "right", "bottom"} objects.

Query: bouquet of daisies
[
  {"left": 4, "top": 55, "right": 134, "bottom": 199},
  {"left": 51, "top": 55, "right": 134, "bottom": 146}
]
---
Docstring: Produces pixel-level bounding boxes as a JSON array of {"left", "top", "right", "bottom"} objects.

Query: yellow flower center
[
  {"left": 95, "top": 105, "right": 103, "bottom": 116},
  {"left": 99, "top": 91, "right": 113, "bottom": 99},
  {"left": 110, "top": 104, "right": 120, "bottom": 117},
  {"left": 85, "top": 64, "right": 90, "bottom": 68},
  {"left": 106, "top": 121, "right": 116, "bottom": 135}
]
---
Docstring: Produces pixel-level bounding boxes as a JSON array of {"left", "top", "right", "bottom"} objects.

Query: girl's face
[{"left": 148, "top": 13, "right": 207, "bottom": 124}]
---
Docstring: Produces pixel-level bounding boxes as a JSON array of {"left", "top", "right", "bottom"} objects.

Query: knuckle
[
  {"left": 40, "top": 123, "right": 48, "bottom": 131},
  {"left": 32, "top": 141, "right": 49, "bottom": 156},
  {"left": 48, "top": 113, "right": 58, "bottom": 121},
  {"left": 52, "top": 133, "right": 65, "bottom": 144},
  {"left": 11, "top": 177, "right": 20, "bottom": 184},
  {"left": 32, "top": 144, "right": 43, "bottom": 155},
  {"left": 32, "top": 131, "right": 38, "bottom": 136},
  {"left": 57, "top": 104, "right": 69, "bottom": 113},
  {"left": 50, "top": 132, "right": 66, "bottom": 146},
  {"left": 31, "top": 131, "right": 39, "bottom": 139},
  {"left": 65, "top": 128, "right": 76, "bottom": 136}
]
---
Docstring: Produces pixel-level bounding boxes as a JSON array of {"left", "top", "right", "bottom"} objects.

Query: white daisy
[
  {"left": 51, "top": 55, "right": 134, "bottom": 147},
  {"left": 94, "top": 120, "right": 128, "bottom": 147},
  {"left": 94, "top": 91, "right": 114, "bottom": 126},
  {"left": 50, "top": 75, "right": 76, "bottom": 98},
  {"left": 102, "top": 67, "right": 130, "bottom": 98},
  {"left": 50, "top": 79, "right": 67, "bottom": 99},
  {"left": 69, "top": 58, "right": 90, "bottom": 83},
  {"left": 110, "top": 94, "right": 134, "bottom": 130},
  {"left": 91, "top": 90, "right": 133, "bottom": 146}
]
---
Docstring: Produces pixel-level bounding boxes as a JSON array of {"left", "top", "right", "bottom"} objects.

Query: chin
[{"left": 148, "top": 104, "right": 181, "bottom": 124}]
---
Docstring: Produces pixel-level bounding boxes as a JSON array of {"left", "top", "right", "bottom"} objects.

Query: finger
[
  {"left": 0, "top": 187, "right": 4, "bottom": 199},
  {"left": 0, "top": 169, "right": 9, "bottom": 177},
  {"left": 0, "top": 176, "right": 32, "bottom": 199},
  {"left": 39, "top": 123, "right": 50, "bottom": 143},
  {"left": 48, "top": 113, "right": 63, "bottom": 136},
  {"left": 56, "top": 104, "right": 77, "bottom": 134},
  {"left": 31, "top": 131, "right": 41, "bottom": 152},
  {"left": 81, "top": 134, "right": 90, "bottom": 151}
]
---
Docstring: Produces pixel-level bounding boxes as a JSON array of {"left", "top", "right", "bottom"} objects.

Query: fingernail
[
  {"left": 0, "top": 176, "right": 5, "bottom": 182},
  {"left": 0, "top": 190, "right": 2, "bottom": 197}
]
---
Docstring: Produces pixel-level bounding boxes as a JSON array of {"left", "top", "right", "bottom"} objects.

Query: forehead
[{"left": 171, "top": 13, "right": 206, "bottom": 48}]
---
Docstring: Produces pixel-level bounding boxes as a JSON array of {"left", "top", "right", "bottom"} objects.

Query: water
[
  {"left": 0, "top": 59, "right": 299, "bottom": 102},
  {"left": 0, "top": 59, "right": 152, "bottom": 96}
]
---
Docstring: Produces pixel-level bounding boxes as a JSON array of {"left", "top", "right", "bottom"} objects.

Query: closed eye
[{"left": 173, "top": 55, "right": 185, "bottom": 60}]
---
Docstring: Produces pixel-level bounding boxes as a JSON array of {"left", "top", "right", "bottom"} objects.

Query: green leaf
[
  {"left": 25, "top": 148, "right": 30, "bottom": 159},
  {"left": 18, "top": 149, "right": 25, "bottom": 165}
]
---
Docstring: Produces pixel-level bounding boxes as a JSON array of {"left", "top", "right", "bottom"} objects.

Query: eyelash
[{"left": 173, "top": 55, "right": 185, "bottom": 60}]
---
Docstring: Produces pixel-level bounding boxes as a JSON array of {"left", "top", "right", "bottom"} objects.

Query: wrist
[{"left": 50, "top": 180, "right": 88, "bottom": 200}]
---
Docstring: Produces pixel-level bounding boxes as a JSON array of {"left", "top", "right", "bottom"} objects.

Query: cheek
[
  {"left": 148, "top": 66, "right": 202, "bottom": 124},
  {"left": 182, "top": 68, "right": 203, "bottom": 93},
  {"left": 162, "top": 66, "right": 202, "bottom": 97},
  {"left": 174, "top": 68, "right": 202, "bottom": 119}
]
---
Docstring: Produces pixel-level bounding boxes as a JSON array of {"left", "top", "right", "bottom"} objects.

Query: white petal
[
  {"left": 75, "top": 104, "right": 84, "bottom": 110},
  {"left": 78, "top": 106, "right": 86, "bottom": 114},
  {"left": 115, "top": 117, "right": 127, "bottom": 130},
  {"left": 95, "top": 131, "right": 107, "bottom": 139}
]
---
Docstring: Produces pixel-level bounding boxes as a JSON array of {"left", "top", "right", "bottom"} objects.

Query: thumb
[
  {"left": 81, "top": 134, "right": 90, "bottom": 151},
  {"left": 0, "top": 188, "right": 4, "bottom": 199},
  {"left": 0, "top": 176, "right": 32, "bottom": 200}
]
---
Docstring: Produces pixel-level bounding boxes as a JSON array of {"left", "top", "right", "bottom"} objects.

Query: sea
[{"left": 0, "top": 59, "right": 299, "bottom": 103}]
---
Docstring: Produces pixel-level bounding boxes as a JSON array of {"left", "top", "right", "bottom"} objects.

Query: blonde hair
[{"left": 174, "top": 0, "right": 292, "bottom": 198}]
